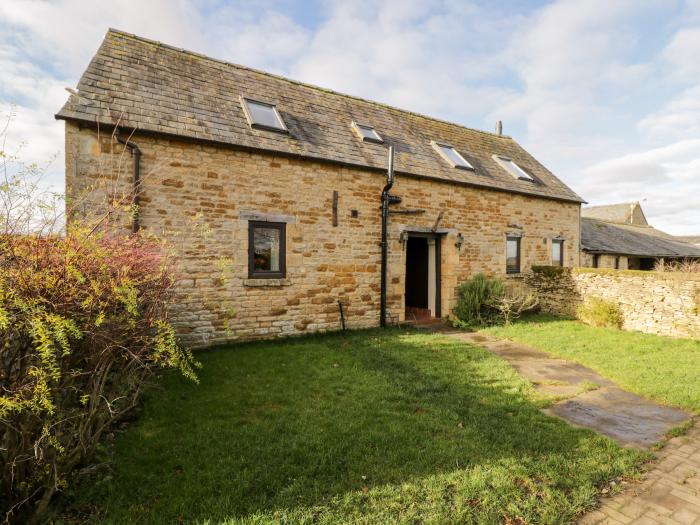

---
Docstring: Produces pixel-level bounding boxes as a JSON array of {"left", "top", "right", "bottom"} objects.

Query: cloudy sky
[{"left": 1, "top": 0, "right": 699, "bottom": 233}]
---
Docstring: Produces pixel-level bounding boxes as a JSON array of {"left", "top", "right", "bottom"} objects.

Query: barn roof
[
  {"left": 56, "top": 29, "right": 583, "bottom": 204},
  {"left": 581, "top": 218, "right": 700, "bottom": 258}
]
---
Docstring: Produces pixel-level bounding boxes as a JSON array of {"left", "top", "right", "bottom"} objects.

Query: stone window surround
[
  {"left": 241, "top": 211, "right": 296, "bottom": 287},
  {"left": 506, "top": 234, "right": 522, "bottom": 275}
]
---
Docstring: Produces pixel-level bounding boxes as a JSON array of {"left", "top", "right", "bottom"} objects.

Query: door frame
[{"left": 404, "top": 232, "right": 442, "bottom": 318}]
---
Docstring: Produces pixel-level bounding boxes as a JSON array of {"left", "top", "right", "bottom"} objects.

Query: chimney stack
[{"left": 496, "top": 120, "right": 503, "bottom": 135}]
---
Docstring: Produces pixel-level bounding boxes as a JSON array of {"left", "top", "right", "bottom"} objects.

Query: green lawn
[
  {"left": 69, "top": 329, "right": 644, "bottom": 524},
  {"left": 482, "top": 315, "right": 700, "bottom": 413}
]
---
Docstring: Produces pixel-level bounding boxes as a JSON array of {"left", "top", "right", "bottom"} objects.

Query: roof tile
[{"left": 56, "top": 29, "right": 584, "bottom": 203}]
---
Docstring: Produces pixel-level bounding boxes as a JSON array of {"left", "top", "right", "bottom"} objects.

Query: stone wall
[
  {"left": 526, "top": 267, "right": 700, "bottom": 338},
  {"left": 65, "top": 122, "right": 581, "bottom": 347},
  {"left": 580, "top": 252, "right": 628, "bottom": 270}
]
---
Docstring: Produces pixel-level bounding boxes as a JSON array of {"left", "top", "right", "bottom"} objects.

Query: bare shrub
[
  {"left": 489, "top": 282, "right": 539, "bottom": 325},
  {"left": 654, "top": 259, "right": 700, "bottom": 273}
]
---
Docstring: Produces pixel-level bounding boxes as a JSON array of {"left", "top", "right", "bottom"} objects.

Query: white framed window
[
  {"left": 351, "top": 121, "right": 383, "bottom": 144},
  {"left": 552, "top": 239, "right": 564, "bottom": 266},
  {"left": 431, "top": 141, "right": 474, "bottom": 170},
  {"left": 240, "top": 97, "right": 288, "bottom": 133},
  {"left": 493, "top": 155, "right": 534, "bottom": 181},
  {"left": 506, "top": 236, "right": 521, "bottom": 274}
]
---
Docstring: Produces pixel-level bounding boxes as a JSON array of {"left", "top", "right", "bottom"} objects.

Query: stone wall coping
[
  {"left": 573, "top": 267, "right": 700, "bottom": 282},
  {"left": 239, "top": 211, "right": 296, "bottom": 223},
  {"left": 243, "top": 278, "right": 292, "bottom": 287}
]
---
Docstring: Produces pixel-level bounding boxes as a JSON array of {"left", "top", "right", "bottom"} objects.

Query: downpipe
[
  {"left": 380, "top": 146, "right": 396, "bottom": 328},
  {"left": 116, "top": 132, "right": 142, "bottom": 233}
]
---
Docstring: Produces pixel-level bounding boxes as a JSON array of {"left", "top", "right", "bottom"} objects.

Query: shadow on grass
[{"left": 70, "top": 328, "right": 643, "bottom": 524}]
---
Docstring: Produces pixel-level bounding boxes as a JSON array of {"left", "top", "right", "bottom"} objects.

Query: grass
[
  {"left": 482, "top": 314, "right": 700, "bottom": 413},
  {"left": 67, "top": 328, "right": 645, "bottom": 524}
]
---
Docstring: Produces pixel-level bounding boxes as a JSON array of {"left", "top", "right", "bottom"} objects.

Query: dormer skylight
[
  {"left": 431, "top": 141, "right": 474, "bottom": 170},
  {"left": 240, "top": 97, "right": 288, "bottom": 133},
  {"left": 351, "top": 121, "right": 383, "bottom": 144},
  {"left": 493, "top": 155, "right": 535, "bottom": 182}
]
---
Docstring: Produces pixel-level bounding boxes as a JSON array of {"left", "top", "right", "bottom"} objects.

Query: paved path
[
  {"left": 430, "top": 327, "right": 698, "bottom": 523},
  {"left": 581, "top": 425, "right": 700, "bottom": 525}
]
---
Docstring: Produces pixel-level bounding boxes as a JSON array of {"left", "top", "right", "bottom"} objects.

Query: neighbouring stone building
[
  {"left": 57, "top": 29, "right": 583, "bottom": 347},
  {"left": 581, "top": 202, "right": 700, "bottom": 270}
]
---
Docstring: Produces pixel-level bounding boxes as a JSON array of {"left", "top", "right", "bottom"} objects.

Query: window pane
[
  {"left": 496, "top": 156, "right": 534, "bottom": 181},
  {"left": 253, "top": 227, "right": 281, "bottom": 271},
  {"left": 246, "top": 100, "right": 284, "bottom": 129},
  {"left": 506, "top": 238, "right": 519, "bottom": 272},
  {"left": 552, "top": 241, "right": 562, "bottom": 265},
  {"left": 439, "top": 145, "right": 472, "bottom": 169},
  {"left": 357, "top": 124, "right": 381, "bottom": 141}
]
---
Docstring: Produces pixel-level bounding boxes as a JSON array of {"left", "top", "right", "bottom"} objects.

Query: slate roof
[
  {"left": 676, "top": 236, "right": 700, "bottom": 246},
  {"left": 581, "top": 218, "right": 700, "bottom": 258},
  {"left": 582, "top": 202, "right": 648, "bottom": 225},
  {"left": 56, "top": 29, "right": 583, "bottom": 204}
]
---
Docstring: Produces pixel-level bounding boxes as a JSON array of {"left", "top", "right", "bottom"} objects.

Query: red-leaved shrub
[{"left": 0, "top": 229, "right": 199, "bottom": 522}]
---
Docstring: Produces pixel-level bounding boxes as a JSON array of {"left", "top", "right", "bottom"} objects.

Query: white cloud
[
  {"left": 0, "top": 0, "right": 204, "bottom": 75},
  {"left": 638, "top": 84, "right": 700, "bottom": 141},
  {"left": 290, "top": 1, "right": 517, "bottom": 124},
  {"left": 661, "top": 27, "right": 700, "bottom": 79},
  {"left": 497, "top": 0, "right": 662, "bottom": 166},
  {"left": 1, "top": 0, "right": 700, "bottom": 234},
  {"left": 577, "top": 140, "right": 700, "bottom": 234}
]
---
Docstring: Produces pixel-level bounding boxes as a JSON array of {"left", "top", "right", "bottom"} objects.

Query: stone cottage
[
  {"left": 57, "top": 29, "right": 584, "bottom": 347},
  {"left": 581, "top": 202, "right": 700, "bottom": 270}
]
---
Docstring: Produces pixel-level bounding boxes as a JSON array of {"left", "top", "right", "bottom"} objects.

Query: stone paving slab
[
  {"left": 445, "top": 329, "right": 692, "bottom": 448},
  {"left": 551, "top": 387, "right": 690, "bottom": 449}
]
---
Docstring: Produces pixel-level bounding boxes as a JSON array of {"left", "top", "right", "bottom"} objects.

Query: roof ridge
[
  {"left": 105, "top": 28, "right": 512, "bottom": 141},
  {"left": 583, "top": 202, "right": 638, "bottom": 208}
]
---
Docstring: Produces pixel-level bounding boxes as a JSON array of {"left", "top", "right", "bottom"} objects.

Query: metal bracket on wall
[{"left": 432, "top": 211, "right": 444, "bottom": 232}]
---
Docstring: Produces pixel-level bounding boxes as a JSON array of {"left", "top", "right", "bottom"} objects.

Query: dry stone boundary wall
[{"left": 525, "top": 267, "right": 700, "bottom": 339}]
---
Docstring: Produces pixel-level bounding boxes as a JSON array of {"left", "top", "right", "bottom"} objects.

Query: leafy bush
[
  {"left": 576, "top": 297, "right": 624, "bottom": 329},
  {"left": 451, "top": 273, "right": 506, "bottom": 326},
  {"left": 0, "top": 230, "right": 199, "bottom": 522}
]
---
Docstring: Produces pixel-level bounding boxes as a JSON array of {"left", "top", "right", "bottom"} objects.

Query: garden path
[{"left": 431, "top": 326, "right": 700, "bottom": 524}]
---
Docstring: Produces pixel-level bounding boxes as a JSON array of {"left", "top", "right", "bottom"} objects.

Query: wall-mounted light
[
  {"left": 455, "top": 232, "right": 464, "bottom": 250},
  {"left": 399, "top": 231, "right": 408, "bottom": 248}
]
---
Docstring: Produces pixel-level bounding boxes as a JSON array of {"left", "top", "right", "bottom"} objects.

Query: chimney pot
[{"left": 496, "top": 120, "right": 503, "bottom": 135}]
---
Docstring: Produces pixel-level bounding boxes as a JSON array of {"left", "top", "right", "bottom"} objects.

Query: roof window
[
  {"left": 431, "top": 141, "right": 474, "bottom": 170},
  {"left": 240, "top": 97, "right": 288, "bottom": 133},
  {"left": 351, "top": 121, "right": 383, "bottom": 144},
  {"left": 493, "top": 155, "right": 534, "bottom": 181}
]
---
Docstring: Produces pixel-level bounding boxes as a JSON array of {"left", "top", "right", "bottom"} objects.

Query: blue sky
[{"left": 1, "top": 0, "right": 699, "bottom": 233}]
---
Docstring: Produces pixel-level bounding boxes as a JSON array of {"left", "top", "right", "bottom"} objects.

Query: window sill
[{"left": 244, "top": 278, "right": 291, "bottom": 287}]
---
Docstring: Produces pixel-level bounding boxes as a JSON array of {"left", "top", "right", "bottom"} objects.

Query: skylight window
[
  {"left": 431, "top": 141, "right": 474, "bottom": 170},
  {"left": 351, "top": 121, "right": 383, "bottom": 143},
  {"left": 240, "top": 97, "right": 288, "bottom": 132},
  {"left": 493, "top": 155, "right": 534, "bottom": 181}
]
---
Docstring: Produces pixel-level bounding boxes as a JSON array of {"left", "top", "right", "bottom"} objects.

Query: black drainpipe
[
  {"left": 116, "top": 133, "right": 142, "bottom": 233},
  {"left": 380, "top": 146, "right": 398, "bottom": 328}
]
